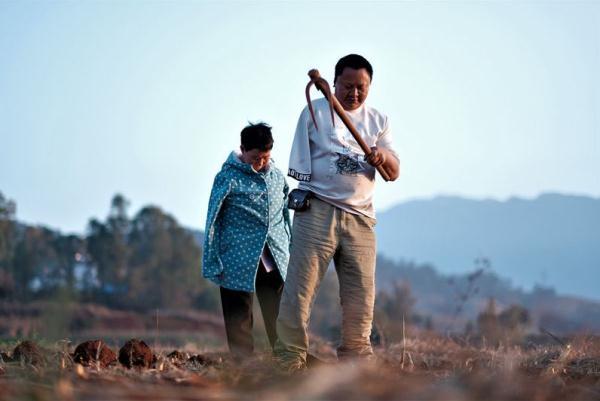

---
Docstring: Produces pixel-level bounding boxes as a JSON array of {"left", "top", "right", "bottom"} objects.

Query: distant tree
[
  {"left": 0, "top": 193, "right": 17, "bottom": 262},
  {"left": 0, "top": 268, "right": 14, "bottom": 299},
  {"left": 110, "top": 194, "right": 129, "bottom": 221},
  {"left": 477, "top": 298, "right": 500, "bottom": 346},
  {"left": 0, "top": 192, "right": 17, "bottom": 298},
  {"left": 52, "top": 234, "right": 85, "bottom": 294},
  {"left": 126, "top": 205, "right": 211, "bottom": 310},
  {"left": 106, "top": 194, "right": 130, "bottom": 285},
  {"left": 86, "top": 194, "right": 131, "bottom": 302},
  {"left": 375, "top": 280, "right": 417, "bottom": 342},
  {"left": 452, "top": 257, "right": 489, "bottom": 318},
  {"left": 476, "top": 299, "right": 531, "bottom": 346},
  {"left": 379, "top": 281, "right": 416, "bottom": 322},
  {"left": 12, "top": 226, "right": 60, "bottom": 300},
  {"left": 84, "top": 194, "right": 219, "bottom": 311},
  {"left": 1, "top": 192, "right": 219, "bottom": 312},
  {"left": 498, "top": 304, "right": 530, "bottom": 343},
  {"left": 0, "top": 192, "right": 16, "bottom": 219},
  {"left": 464, "top": 320, "right": 475, "bottom": 336}
]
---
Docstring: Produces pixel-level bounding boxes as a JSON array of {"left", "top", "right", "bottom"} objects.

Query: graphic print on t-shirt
[{"left": 335, "top": 152, "right": 361, "bottom": 176}]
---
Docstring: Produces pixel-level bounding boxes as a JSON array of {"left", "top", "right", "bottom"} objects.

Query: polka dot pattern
[{"left": 202, "top": 151, "right": 291, "bottom": 292}]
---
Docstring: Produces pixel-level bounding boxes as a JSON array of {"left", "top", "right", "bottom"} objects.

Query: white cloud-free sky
[{"left": 1, "top": 1, "right": 598, "bottom": 233}]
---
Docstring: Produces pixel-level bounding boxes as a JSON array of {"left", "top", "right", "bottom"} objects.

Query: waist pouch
[{"left": 287, "top": 189, "right": 312, "bottom": 212}]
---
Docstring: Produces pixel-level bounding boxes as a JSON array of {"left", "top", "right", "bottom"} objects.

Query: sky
[{"left": 1, "top": 1, "right": 598, "bottom": 234}]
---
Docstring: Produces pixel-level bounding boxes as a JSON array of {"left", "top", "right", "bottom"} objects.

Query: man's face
[
  {"left": 240, "top": 147, "right": 271, "bottom": 172},
  {"left": 334, "top": 67, "right": 371, "bottom": 111}
]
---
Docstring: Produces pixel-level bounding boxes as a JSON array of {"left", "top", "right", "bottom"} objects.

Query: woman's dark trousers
[{"left": 219, "top": 264, "right": 283, "bottom": 357}]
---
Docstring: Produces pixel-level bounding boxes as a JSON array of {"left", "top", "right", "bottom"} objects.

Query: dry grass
[{"left": 1, "top": 335, "right": 599, "bottom": 401}]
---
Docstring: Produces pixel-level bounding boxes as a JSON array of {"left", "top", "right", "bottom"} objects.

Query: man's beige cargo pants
[{"left": 275, "top": 197, "right": 376, "bottom": 367}]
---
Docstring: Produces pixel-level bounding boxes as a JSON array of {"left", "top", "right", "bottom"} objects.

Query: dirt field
[{"left": 1, "top": 335, "right": 599, "bottom": 401}]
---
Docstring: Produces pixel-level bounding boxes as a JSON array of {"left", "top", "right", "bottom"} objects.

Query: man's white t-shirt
[{"left": 288, "top": 97, "right": 398, "bottom": 219}]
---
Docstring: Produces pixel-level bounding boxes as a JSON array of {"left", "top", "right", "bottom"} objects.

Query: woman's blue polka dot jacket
[{"left": 202, "top": 151, "right": 291, "bottom": 292}]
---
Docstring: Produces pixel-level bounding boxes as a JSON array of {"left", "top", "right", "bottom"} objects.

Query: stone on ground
[
  {"left": 73, "top": 340, "right": 117, "bottom": 368},
  {"left": 118, "top": 339, "right": 154, "bottom": 369},
  {"left": 13, "top": 341, "right": 45, "bottom": 366}
]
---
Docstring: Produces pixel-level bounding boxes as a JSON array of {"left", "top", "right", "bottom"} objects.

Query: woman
[{"left": 202, "top": 122, "right": 290, "bottom": 358}]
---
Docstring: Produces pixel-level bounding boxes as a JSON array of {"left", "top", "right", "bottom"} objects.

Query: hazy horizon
[{"left": 3, "top": 189, "right": 597, "bottom": 235}]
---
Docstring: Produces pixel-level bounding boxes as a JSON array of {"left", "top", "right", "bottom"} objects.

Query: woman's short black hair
[
  {"left": 240, "top": 122, "right": 273, "bottom": 151},
  {"left": 334, "top": 54, "right": 373, "bottom": 83}
]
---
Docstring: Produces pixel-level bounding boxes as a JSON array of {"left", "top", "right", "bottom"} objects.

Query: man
[{"left": 275, "top": 54, "right": 400, "bottom": 370}]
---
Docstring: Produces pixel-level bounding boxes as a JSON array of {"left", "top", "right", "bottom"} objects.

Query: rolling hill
[{"left": 376, "top": 193, "right": 600, "bottom": 300}]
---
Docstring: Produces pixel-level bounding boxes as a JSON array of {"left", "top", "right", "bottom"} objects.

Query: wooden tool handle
[{"left": 308, "top": 69, "right": 391, "bottom": 182}]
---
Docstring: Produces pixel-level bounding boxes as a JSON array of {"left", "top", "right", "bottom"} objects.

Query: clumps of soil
[
  {"left": 187, "top": 354, "right": 221, "bottom": 367},
  {"left": 523, "top": 349, "right": 600, "bottom": 379},
  {"left": 166, "top": 350, "right": 188, "bottom": 366},
  {"left": 0, "top": 351, "right": 11, "bottom": 363},
  {"left": 118, "top": 339, "right": 155, "bottom": 369},
  {"left": 13, "top": 341, "right": 45, "bottom": 366},
  {"left": 73, "top": 340, "right": 117, "bottom": 368},
  {"left": 565, "top": 357, "right": 600, "bottom": 379},
  {"left": 521, "top": 349, "right": 562, "bottom": 374}
]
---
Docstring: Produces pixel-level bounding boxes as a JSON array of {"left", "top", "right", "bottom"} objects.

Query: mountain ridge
[{"left": 376, "top": 192, "right": 600, "bottom": 300}]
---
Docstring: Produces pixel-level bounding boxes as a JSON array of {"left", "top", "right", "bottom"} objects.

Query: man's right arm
[{"left": 288, "top": 107, "right": 312, "bottom": 182}]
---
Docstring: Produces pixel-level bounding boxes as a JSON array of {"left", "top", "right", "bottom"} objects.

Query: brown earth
[
  {"left": 187, "top": 353, "right": 222, "bottom": 367},
  {"left": 73, "top": 340, "right": 117, "bottom": 368},
  {"left": 166, "top": 350, "right": 188, "bottom": 367},
  {"left": 118, "top": 339, "right": 154, "bottom": 369},
  {"left": 12, "top": 341, "right": 45, "bottom": 366},
  {"left": 0, "top": 336, "right": 599, "bottom": 401}
]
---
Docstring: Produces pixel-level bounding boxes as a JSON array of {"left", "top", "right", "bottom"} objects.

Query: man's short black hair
[
  {"left": 334, "top": 54, "right": 373, "bottom": 84},
  {"left": 240, "top": 122, "right": 273, "bottom": 151}
]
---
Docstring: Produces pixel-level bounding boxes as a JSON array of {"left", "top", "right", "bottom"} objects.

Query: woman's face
[{"left": 240, "top": 147, "right": 271, "bottom": 172}]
